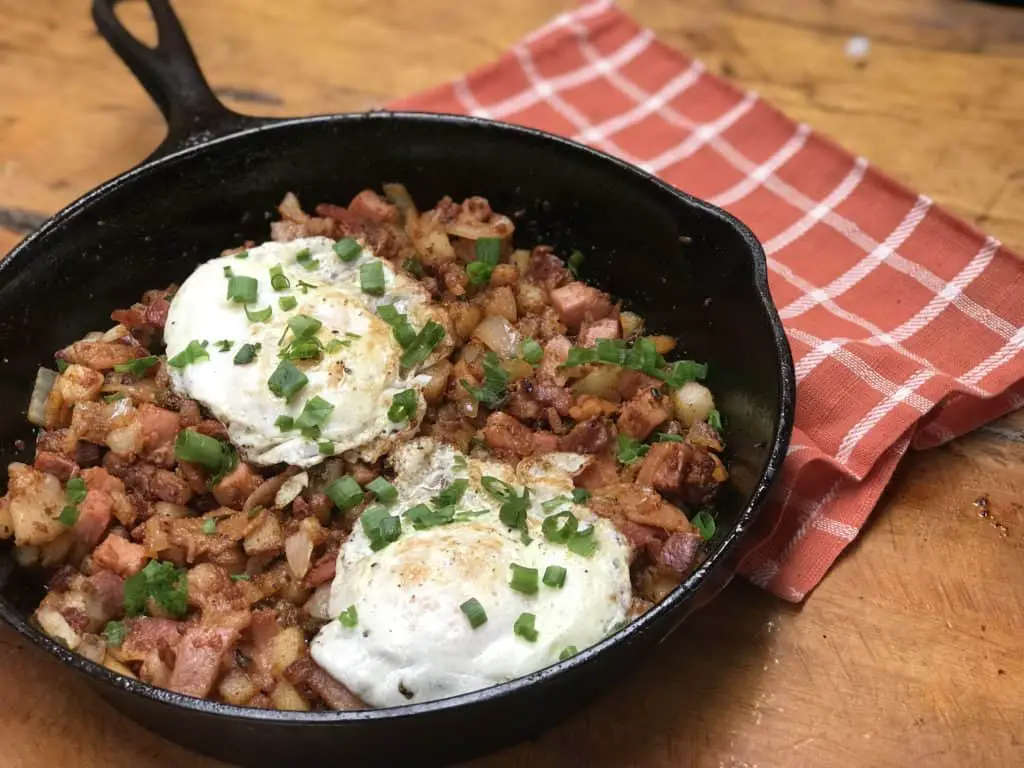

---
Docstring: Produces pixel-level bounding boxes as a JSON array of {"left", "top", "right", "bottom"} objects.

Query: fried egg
[
  {"left": 311, "top": 438, "right": 632, "bottom": 708},
  {"left": 164, "top": 238, "right": 449, "bottom": 468}
]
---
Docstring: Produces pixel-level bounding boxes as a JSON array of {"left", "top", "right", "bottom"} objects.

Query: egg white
[
  {"left": 164, "top": 238, "right": 449, "bottom": 468},
  {"left": 311, "top": 438, "right": 632, "bottom": 708}
]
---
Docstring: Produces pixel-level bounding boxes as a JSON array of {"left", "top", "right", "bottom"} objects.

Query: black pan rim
[{"left": 0, "top": 109, "right": 795, "bottom": 723}]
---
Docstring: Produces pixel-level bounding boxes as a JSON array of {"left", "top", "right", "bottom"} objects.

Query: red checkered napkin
[{"left": 390, "top": 0, "right": 1024, "bottom": 600}]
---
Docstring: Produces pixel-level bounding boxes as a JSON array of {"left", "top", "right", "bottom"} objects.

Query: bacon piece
[
  {"left": 549, "top": 282, "right": 613, "bottom": 328},
  {"left": 636, "top": 442, "right": 720, "bottom": 506},
  {"left": 92, "top": 534, "right": 148, "bottom": 577},
  {"left": 144, "top": 298, "right": 170, "bottom": 329},
  {"left": 285, "top": 657, "right": 366, "bottom": 711},
  {"left": 168, "top": 625, "right": 239, "bottom": 698},
  {"left": 533, "top": 381, "right": 572, "bottom": 416},
  {"left": 656, "top": 530, "right": 703, "bottom": 573},
  {"left": 617, "top": 387, "right": 672, "bottom": 441},
  {"left": 482, "top": 412, "right": 536, "bottom": 459},
  {"left": 558, "top": 417, "right": 613, "bottom": 454},
  {"left": 56, "top": 341, "right": 146, "bottom": 371},
  {"left": 578, "top": 317, "right": 620, "bottom": 347},
  {"left": 532, "top": 431, "right": 559, "bottom": 454},
  {"left": 589, "top": 483, "right": 690, "bottom": 534},
  {"left": 303, "top": 550, "right": 338, "bottom": 588},
  {"left": 348, "top": 189, "right": 399, "bottom": 224},
  {"left": 526, "top": 246, "right": 572, "bottom": 290}
]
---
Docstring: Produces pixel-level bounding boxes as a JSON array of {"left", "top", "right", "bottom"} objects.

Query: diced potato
[
  {"left": 572, "top": 366, "right": 622, "bottom": 402},
  {"left": 511, "top": 249, "right": 531, "bottom": 273},
  {"left": 672, "top": 381, "right": 715, "bottom": 428},
  {"left": 448, "top": 303, "right": 483, "bottom": 343},
  {"left": 243, "top": 512, "right": 283, "bottom": 556},
  {"left": 218, "top": 668, "right": 258, "bottom": 706},
  {"left": 36, "top": 605, "right": 81, "bottom": 650},
  {"left": 265, "top": 626, "right": 306, "bottom": 676},
  {"left": 619, "top": 311, "right": 644, "bottom": 339},
  {"left": 270, "top": 679, "right": 311, "bottom": 712},
  {"left": 6, "top": 463, "right": 66, "bottom": 546},
  {"left": 421, "top": 361, "right": 452, "bottom": 404}
]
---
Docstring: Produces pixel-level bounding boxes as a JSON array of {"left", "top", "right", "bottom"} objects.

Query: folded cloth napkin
[{"left": 391, "top": 0, "right": 1024, "bottom": 601}]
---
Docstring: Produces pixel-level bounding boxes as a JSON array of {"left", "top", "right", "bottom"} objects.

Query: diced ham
[
  {"left": 33, "top": 451, "right": 78, "bottom": 483},
  {"left": 120, "top": 617, "right": 184, "bottom": 663},
  {"left": 558, "top": 417, "right": 613, "bottom": 454},
  {"left": 213, "top": 463, "right": 262, "bottom": 510},
  {"left": 73, "top": 490, "right": 113, "bottom": 547},
  {"left": 482, "top": 412, "right": 536, "bottom": 459},
  {"left": 81, "top": 466, "right": 125, "bottom": 494},
  {"left": 137, "top": 404, "right": 181, "bottom": 467},
  {"left": 578, "top": 317, "right": 620, "bottom": 347},
  {"left": 533, "top": 381, "right": 572, "bottom": 416},
  {"left": 86, "top": 569, "right": 125, "bottom": 620},
  {"left": 617, "top": 387, "right": 673, "bottom": 441},
  {"left": 168, "top": 625, "right": 238, "bottom": 698},
  {"left": 549, "top": 282, "right": 613, "bottom": 328},
  {"left": 92, "top": 534, "right": 148, "bottom": 577}
]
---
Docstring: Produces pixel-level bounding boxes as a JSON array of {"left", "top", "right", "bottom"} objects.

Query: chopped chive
[
  {"left": 387, "top": 389, "right": 418, "bottom": 422},
  {"left": 567, "top": 249, "right": 584, "bottom": 277},
  {"left": 360, "top": 261, "right": 386, "bottom": 295},
  {"left": 202, "top": 518, "right": 217, "bottom": 535},
  {"left": 432, "top": 478, "right": 468, "bottom": 508},
  {"left": 103, "top": 392, "right": 125, "bottom": 403},
  {"left": 287, "top": 314, "right": 322, "bottom": 339},
  {"left": 481, "top": 476, "right": 515, "bottom": 502},
  {"left": 227, "top": 275, "right": 258, "bottom": 304},
  {"left": 295, "top": 248, "right": 318, "bottom": 271},
  {"left": 542, "top": 565, "right": 567, "bottom": 588},
  {"left": 461, "top": 351, "right": 509, "bottom": 409},
  {"left": 65, "top": 477, "right": 87, "bottom": 504},
  {"left": 58, "top": 506, "right": 80, "bottom": 526},
  {"left": 234, "top": 250, "right": 249, "bottom": 259},
  {"left": 231, "top": 573, "right": 250, "bottom": 581},
  {"left": 267, "top": 360, "right": 308, "bottom": 400},
  {"left": 361, "top": 504, "right": 402, "bottom": 551},
  {"left": 270, "top": 264, "right": 290, "bottom": 291},
  {"left": 333, "top": 238, "right": 362, "bottom": 263},
  {"left": 297, "top": 280, "right": 318, "bottom": 294},
  {"left": 616, "top": 434, "right": 649, "bottom": 465},
  {"left": 567, "top": 526, "right": 598, "bottom": 558},
  {"left": 467, "top": 237, "right": 502, "bottom": 285},
  {"left": 112, "top": 356, "right": 159, "bottom": 377},
  {"left": 513, "top": 612, "right": 538, "bottom": 642},
  {"left": 509, "top": 564, "right": 539, "bottom": 595},
  {"left": 223, "top": 265, "right": 234, "bottom": 278},
  {"left": 707, "top": 409, "right": 723, "bottom": 431},
  {"left": 103, "top": 620, "right": 126, "bottom": 647},
  {"left": 520, "top": 338, "right": 543, "bottom": 365},
  {"left": 542, "top": 511, "right": 579, "bottom": 544},
  {"left": 325, "top": 475, "right": 363, "bottom": 510},
  {"left": 295, "top": 396, "right": 334, "bottom": 437},
  {"left": 460, "top": 598, "right": 487, "bottom": 629},
  {"left": 337, "top": 605, "right": 358, "bottom": 628},
  {"left": 366, "top": 477, "right": 398, "bottom": 504},
  {"left": 324, "top": 338, "right": 346, "bottom": 354},
  {"left": 558, "top": 645, "right": 578, "bottom": 661},
  {"left": 174, "top": 430, "right": 236, "bottom": 476},
  {"left": 400, "top": 320, "right": 446, "bottom": 371},
  {"left": 233, "top": 342, "right": 259, "bottom": 365},
  {"left": 571, "top": 488, "right": 591, "bottom": 504},
  {"left": 275, "top": 415, "right": 294, "bottom": 431},
  {"left": 318, "top": 440, "right": 334, "bottom": 455},
  {"left": 56, "top": 359, "right": 68, "bottom": 373},
  {"left": 403, "top": 258, "right": 425, "bottom": 277},
  {"left": 279, "top": 295, "right": 298, "bottom": 312},
  {"left": 168, "top": 340, "right": 210, "bottom": 369},
  {"left": 244, "top": 304, "right": 272, "bottom": 323},
  {"left": 654, "top": 432, "right": 685, "bottom": 443},
  {"left": 690, "top": 509, "right": 717, "bottom": 541}
]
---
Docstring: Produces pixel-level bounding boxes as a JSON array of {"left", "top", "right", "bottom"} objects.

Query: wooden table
[{"left": 1, "top": 1, "right": 1023, "bottom": 766}]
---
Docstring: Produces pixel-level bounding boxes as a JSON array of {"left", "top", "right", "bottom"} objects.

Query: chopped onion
[
  {"left": 619, "top": 311, "right": 644, "bottom": 339},
  {"left": 243, "top": 466, "right": 300, "bottom": 514},
  {"left": 83, "top": 331, "right": 104, "bottom": 342},
  {"left": 471, "top": 315, "right": 520, "bottom": 358},
  {"left": 672, "top": 381, "right": 715, "bottom": 427},
  {"left": 447, "top": 214, "right": 514, "bottom": 240},
  {"left": 153, "top": 502, "right": 191, "bottom": 518},
  {"left": 275, "top": 472, "right": 309, "bottom": 509},
  {"left": 106, "top": 420, "right": 143, "bottom": 456},
  {"left": 572, "top": 366, "right": 622, "bottom": 402},
  {"left": 303, "top": 584, "right": 333, "bottom": 620},
  {"left": 284, "top": 528, "right": 314, "bottom": 580},
  {"left": 28, "top": 367, "right": 58, "bottom": 427},
  {"left": 511, "top": 249, "right": 531, "bottom": 273},
  {"left": 500, "top": 358, "right": 533, "bottom": 382}
]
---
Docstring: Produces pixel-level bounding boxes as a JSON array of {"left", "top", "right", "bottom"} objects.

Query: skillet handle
[{"left": 92, "top": 0, "right": 263, "bottom": 160}]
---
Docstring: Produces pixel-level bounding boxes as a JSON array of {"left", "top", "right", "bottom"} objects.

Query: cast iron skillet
[{"left": 0, "top": 1, "right": 794, "bottom": 765}]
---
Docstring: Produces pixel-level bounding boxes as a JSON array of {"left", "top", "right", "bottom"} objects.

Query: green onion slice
[
  {"left": 359, "top": 261, "right": 386, "bottom": 295},
  {"left": 333, "top": 238, "right": 362, "bottom": 263},
  {"left": 227, "top": 275, "right": 258, "bottom": 304},
  {"left": 233, "top": 342, "right": 259, "bottom": 365},
  {"left": 325, "top": 475, "right": 364, "bottom": 510},
  {"left": 509, "top": 564, "right": 539, "bottom": 594},
  {"left": 542, "top": 565, "right": 567, "bottom": 588},
  {"left": 267, "top": 360, "right": 308, "bottom": 400},
  {"left": 513, "top": 612, "right": 538, "bottom": 642},
  {"left": 460, "top": 598, "right": 487, "bottom": 629},
  {"left": 112, "top": 356, "right": 159, "bottom": 377},
  {"left": 168, "top": 340, "right": 210, "bottom": 369}
]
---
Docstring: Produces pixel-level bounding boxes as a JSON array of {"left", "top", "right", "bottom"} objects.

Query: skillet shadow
[{"left": 467, "top": 579, "right": 785, "bottom": 767}]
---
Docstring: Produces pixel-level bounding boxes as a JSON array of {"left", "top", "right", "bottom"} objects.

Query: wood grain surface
[{"left": 1, "top": 1, "right": 1022, "bottom": 766}]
